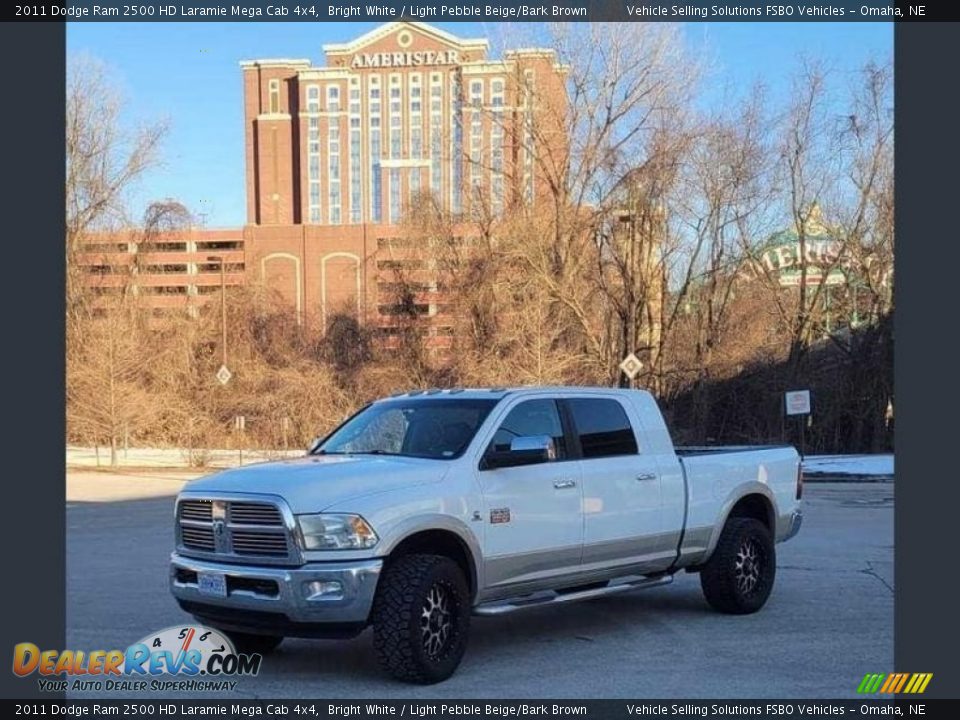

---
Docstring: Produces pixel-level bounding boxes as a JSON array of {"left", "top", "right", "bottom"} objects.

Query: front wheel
[
  {"left": 700, "top": 517, "right": 776, "bottom": 614},
  {"left": 371, "top": 554, "right": 471, "bottom": 684}
]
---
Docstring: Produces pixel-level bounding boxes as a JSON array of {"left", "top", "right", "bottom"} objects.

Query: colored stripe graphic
[
  {"left": 879, "top": 675, "right": 897, "bottom": 693},
  {"left": 858, "top": 673, "right": 932, "bottom": 694},
  {"left": 904, "top": 673, "right": 933, "bottom": 694},
  {"left": 858, "top": 674, "right": 884, "bottom": 693}
]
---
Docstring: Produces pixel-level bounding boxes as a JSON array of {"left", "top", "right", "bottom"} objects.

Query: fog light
[{"left": 304, "top": 580, "right": 344, "bottom": 601}]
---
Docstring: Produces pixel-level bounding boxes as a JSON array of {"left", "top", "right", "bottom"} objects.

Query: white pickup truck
[{"left": 170, "top": 387, "right": 802, "bottom": 683}]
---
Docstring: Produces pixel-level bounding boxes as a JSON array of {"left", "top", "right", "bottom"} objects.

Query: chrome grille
[
  {"left": 179, "top": 500, "right": 213, "bottom": 522},
  {"left": 229, "top": 502, "right": 283, "bottom": 526},
  {"left": 231, "top": 530, "right": 289, "bottom": 556},
  {"left": 176, "top": 496, "right": 294, "bottom": 564},
  {"left": 180, "top": 525, "right": 215, "bottom": 551}
]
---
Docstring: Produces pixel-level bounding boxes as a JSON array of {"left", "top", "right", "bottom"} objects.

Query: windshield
[{"left": 314, "top": 398, "right": 500, "bottom": 460}]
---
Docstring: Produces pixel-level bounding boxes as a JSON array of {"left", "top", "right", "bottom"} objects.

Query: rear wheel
[
  {"left": 700, "top": 517, "right": 776, "bottom": 614},
  {"left": 371, "top": 554, "right": 471, "bottom": 684}
]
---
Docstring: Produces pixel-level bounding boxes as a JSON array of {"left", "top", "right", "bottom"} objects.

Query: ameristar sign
[{"left": 350, "top": 50, "right": 460, "bottom": 69}]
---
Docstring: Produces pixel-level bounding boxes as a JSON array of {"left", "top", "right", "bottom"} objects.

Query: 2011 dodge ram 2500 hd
[{"left": 170, "top": 387, "right": 802, "bottom": 683}]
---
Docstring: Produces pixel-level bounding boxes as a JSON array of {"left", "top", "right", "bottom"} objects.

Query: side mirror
[{"left": 484, "top": 435, "right": 556, "bottom": 469}]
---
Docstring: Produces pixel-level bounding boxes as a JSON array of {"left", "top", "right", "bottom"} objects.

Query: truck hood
[{"left": 181, "top": 454, "right": 448, "bottom": 513}]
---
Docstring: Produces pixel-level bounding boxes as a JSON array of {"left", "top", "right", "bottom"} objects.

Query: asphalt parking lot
[{"left": 66, "top": 478, "right": 892, "bottom": 699}]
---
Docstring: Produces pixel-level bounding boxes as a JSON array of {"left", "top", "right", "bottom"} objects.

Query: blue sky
[{"left": 66, "top": 21, "right": 892, "bottom": 228}]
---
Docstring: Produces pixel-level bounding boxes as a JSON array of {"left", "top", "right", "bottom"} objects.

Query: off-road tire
[
  {"left": 700, "top": 517, "right": 776, "bottom": 614},
  {"left": 371, "top": 554, "right": 471, "bottom": 684},
  {"left": 221, "top": 631, "right": 283, "bottom": 655}
]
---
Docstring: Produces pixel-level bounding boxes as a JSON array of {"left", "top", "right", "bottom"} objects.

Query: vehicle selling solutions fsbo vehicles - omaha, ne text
[{"left": 169, "top": 387, "right": 803, "bottom": 683}]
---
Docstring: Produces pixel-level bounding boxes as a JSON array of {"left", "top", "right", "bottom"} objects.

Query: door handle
[
  {"left": 553, "top": 479, "right": 577, "bottom": 489},
  {"left": 636, "top": 473, "right": 657, "bottom": 482}
]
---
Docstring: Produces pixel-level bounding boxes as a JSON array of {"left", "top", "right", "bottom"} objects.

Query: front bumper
[
  {"left": 781, "top": 509, "right": 803, "bottom": 542},
  {"left": 170, "top": 552, "right": 382, "bottom": 633}
]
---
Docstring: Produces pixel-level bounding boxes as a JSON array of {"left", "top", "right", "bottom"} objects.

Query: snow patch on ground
[{"left": 803, "top": 454, "right": 894, "bottom": 477}]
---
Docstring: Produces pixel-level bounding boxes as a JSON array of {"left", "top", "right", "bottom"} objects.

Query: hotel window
[
  {"left": 328, "top": 123, "right": 341, "bottom": 224},
  {"left": 349, "top": 79, "right": 362, "bottom": 224},
  {"left": 409, "top": 74, "right": 423, "bottom": 201},
  {"left": 309, "top": 182, "right": 321, "bottom": 224},
  {"left": 389, "top": 169, "right": 401, "bottom": 223},
  {"left": 268, "top": 79, "right": 280, "bottom": 114},
  {"left": 450, "top": 74, "right": 463, "bottom": 215},
  {"left": 369, "top": 75, "right": 383, "bottom": 223},
  {"left": 491, "top": 79, "right": 505, "bottom": 214},
  {"left": 469, "top": 79, "right": 484, "bottom": 208},
  {"left": 308, "top": 116, "right": 322, "bottom": 223},
  {"left": 390, "top": 77, "right": 402, "bottom": 115},
  {"left": 306, "top": 85, "right": 320, "bottom": 114},
  {"left": 350, "top": 128, "right": 362, "bottom": 223},
  {"left": 430, "top": 76, "right": 443, "bottom": 199},
  {"left": 491, "top": 79, "right": 504, "bottom": 106},
  {"left": 388, "top": 75, "right": 403, "bottom": 222},
  {"left": 327, "top": 85, "right": 340, "bottom": 113},
  {"left": 390, "top": 116, "right": 402, "bottom": 157}
]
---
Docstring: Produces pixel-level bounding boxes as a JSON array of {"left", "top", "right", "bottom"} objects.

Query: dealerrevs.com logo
[{"left": 13, "top": 625, "right": 262, "bottom": 693}]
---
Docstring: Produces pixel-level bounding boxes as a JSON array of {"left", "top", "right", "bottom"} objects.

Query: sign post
[
  {"left": 234, "top": 415, "right": 245, "bottom": 465},
  {"left": 784, "top": 390, "right": 812, "bottom": 457}
]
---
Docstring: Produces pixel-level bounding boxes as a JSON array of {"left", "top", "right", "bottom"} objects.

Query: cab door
[
  {"left": 565, "top": 396, "right": 674, "bottom": 574},
  {"left": 474, "top": 398, "right": 583, "bottom": 593}
]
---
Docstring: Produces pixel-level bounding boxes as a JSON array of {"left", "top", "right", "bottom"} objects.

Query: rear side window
[{"left": 567, "top": 398, "right": 638, "bottom": 459}]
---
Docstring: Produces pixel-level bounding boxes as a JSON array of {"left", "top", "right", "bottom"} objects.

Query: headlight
[{"left": 297, "top": 514, "right": 378, "bottom": 550}]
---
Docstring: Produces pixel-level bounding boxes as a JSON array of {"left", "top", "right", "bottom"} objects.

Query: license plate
[{"left": 197, "top": 571, "right": 227, "bottom": 598}]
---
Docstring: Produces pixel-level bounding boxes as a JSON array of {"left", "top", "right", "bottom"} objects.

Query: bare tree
[
  {"left": 486, "top": 23, "right": 700, "bottom": 388},
  {"left": 666, "top": 88, "right": 774, "bottom": 434},
  {"left": 66, "top": 292, "right": 153, "bottom": 466},
  {"left": 66, "top": 54, "right": 167, "bottom": 324},
  {"left": 835, "top": 61, "right": 894, "bottom": 325}
]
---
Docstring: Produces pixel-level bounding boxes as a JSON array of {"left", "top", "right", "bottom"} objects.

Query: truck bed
[{"left": 674, "top": 444, "right": 801, "bottom": 566}]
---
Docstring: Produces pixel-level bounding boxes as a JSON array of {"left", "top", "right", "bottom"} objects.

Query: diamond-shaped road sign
[
  {"left": 619, "top": 353, "right": 644, "bottom": 380},
  {"left": 216, "top": 365, "right": 232, "bottom": 386}
]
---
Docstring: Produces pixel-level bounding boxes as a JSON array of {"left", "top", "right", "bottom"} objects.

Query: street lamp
[{"left": 207, "top": 255, "right": 227, "bottom": 367}]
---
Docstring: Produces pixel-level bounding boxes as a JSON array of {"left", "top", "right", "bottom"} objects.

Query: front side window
[
  {"left": 567, "top": 398, "right": 638, "bottom": 459},
  {"left": 488, "top": 400, "right": 566, "bottom": 460},
  {"left": 316, "top": 399, "right": 498, "bottom": 460}
]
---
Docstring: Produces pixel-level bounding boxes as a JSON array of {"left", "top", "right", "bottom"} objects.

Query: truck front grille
[
  {"left": 231, "top": 530, "right": 289, "bottom": 556},
  {"left": 179, "top": 500, "right": 213, "bottom": 522},
  {"left": 176, "top": 497, "right": 295, "bottom": 564},
  {"left": 229, "top": 502, "right": 283, "bottom": 526},
  {"left": 180, "top": 525, "right": 215, "bottom": 551}
]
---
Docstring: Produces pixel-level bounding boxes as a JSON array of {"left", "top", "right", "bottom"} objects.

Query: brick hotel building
[{"left": 79, "top": 22, "right": 569, "bottom": 340}]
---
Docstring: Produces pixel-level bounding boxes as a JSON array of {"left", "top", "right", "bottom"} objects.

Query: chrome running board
[{"left": 473, "top": 574, "right": 674, "bottom": 616}]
